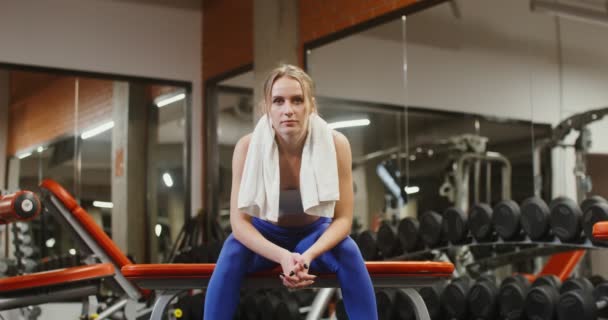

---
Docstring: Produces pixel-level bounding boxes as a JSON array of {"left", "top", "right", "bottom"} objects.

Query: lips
[{"left": 281, "top": 120, "right": 298, "bottom": 124}]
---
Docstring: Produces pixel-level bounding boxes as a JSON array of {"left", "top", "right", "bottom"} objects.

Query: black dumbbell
[
  {"left": 467, "top": 275, "right": 499, "bottom": 319},
  {"left": 468, "top": 203, "right": 497, "bottom": 242},
  {"left": 498, "top": 274, "right": 531, "bottom": 320},
  {"left": 493, "top": 200, "right": 526, "bottom": 240},
  {"left": 356, "top": 230, "right": 380, "bottom": 260},
  {"left": 419, "top": 283, "right": 445, "bottom": 320},
  {"left": 241, "top": 289, "right": 267, "bottom": 320},
  {"left": 558, "top": 280, "right": 608, "bottom": 320},
  {"left": 377, "top": 221, "right": 402, "bottom": 258},
  {"left": 441, "top": 276, "right": 472, "bottom": 320},
  {"left": 419, "top": 210, "right": 446, "bottom": 248},
  {"left": 582, "top": 196, "right": 608, "bottom": 241},
  {"left": 521, "top": 196, "right": 553, "bottom": 241},
  {"left": 275, "top": 290, "right": 315, "bottom": 320},
  {"left": 335, "top": 298, "right": 348, "bottom": 320},
  {"left": 524, "top": 275, "right": 562, "bottom": 320},
  {"left": 550, "top": 196, "right": 584, "bottom": 242},
  {"left": 397, "top": 217, "right": 425, "bottom": 252},
  {"left": 375, "top": 289, "right": 397, "bottom": 320},
  {"left": 442, "top": 207, "right": 470, "bottom": 244}
]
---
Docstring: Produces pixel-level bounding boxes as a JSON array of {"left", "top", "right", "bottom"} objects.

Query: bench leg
[
  {"left": 400, "top": 288, "right": 430, "bottom": 320},
  {"left": 305, "top": 288, "right": 336, "bottom": 320},
  {"left": 96, "top": 297, "right": 128, "bottom": 320},
  {"left": 149, "top": 290, "right": 181, "bottom": 320}
]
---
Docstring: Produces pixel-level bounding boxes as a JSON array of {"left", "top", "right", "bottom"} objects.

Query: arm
[
  {"left": 229, "top": 134, "right": 291, "bottom": 264},
  {"left": 301, "top": 131, "right": 354, "bottom": 263}
]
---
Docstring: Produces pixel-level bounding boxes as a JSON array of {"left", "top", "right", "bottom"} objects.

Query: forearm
[
  {"left": 231, "top": 214, "right": 289, "bottom": 263},
  {"left": 303, "top": 216, "right": 352, "bottom": 261}
]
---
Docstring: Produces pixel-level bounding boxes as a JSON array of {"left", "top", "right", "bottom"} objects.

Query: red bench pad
[
  {"left": 593, "top": 221, "right": 608, "bottom": 241},
  {"left": 0, "top": 263, "right": 114, "bottom": 294},
  {"left": 40, "top": 179, "right": 132, "bottom": 268},
  {"left": 122, "top": 261, "right": 454, "bottom": 280}
]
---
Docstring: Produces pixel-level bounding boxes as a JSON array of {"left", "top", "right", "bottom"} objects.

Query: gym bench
[{"left": 39, "top": 179, "right": 454, "bottom": 320}]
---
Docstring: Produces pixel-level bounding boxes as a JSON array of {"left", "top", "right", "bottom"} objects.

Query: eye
[
  {"left": 273, "top": 97, "right": 284, "bottom": 104},
  {"left": 292, "top": 97, "right": 304, "bottom": 104}
]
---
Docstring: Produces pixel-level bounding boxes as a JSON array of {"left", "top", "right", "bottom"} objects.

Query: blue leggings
[{"left": 203, "top": 217, "right": 377, "bottom": 320}]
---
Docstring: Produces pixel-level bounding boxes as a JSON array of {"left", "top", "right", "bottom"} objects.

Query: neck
[{"left": 275, "top": 133, "right": 306, "bottom": 156}]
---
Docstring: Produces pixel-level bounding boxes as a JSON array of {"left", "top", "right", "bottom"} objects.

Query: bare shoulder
[
  {"left": 232, "top": 133, "right": 253, "bottom": 167},
  {"left": 331, "top": 130, "right": 352, "bottom": 160}
]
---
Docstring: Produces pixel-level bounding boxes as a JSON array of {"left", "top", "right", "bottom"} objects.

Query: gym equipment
[
  {"left": 467, "top": 276, "right": 499, "bottom": 319},
  {"left": 582, "top": 196, "right": 608, "bottom": 240},
  {"left": 39, "top": 178, "right": 454, "bottom": 320},
  {"left": 492, "top": 199, "right": 525, "bottom": 240},
  {"left": 550, "top": 196, "right": 584, "bottom": 242},
  {"left": 524, "top": 275, "right": 562, "bottom": 320},
  {"left": 558, "top": 281, "right": 608, "bottom": 320},
  {"left": 442, "top": 207, "right": 469, "bottom": 244},
  {"left": 521, "top": 196, "right": 552, "bottom": 241},
  {"left": 441, "top": 276, "right": 472, "bottom": 320},
  {"left": 375, "top": 289, "right": 397, "bottom": 320},
  {"left": 397, "top": 217, "right": 424, "bottom": 252},
  {"left": 468, "top": 203, "right": 495, "bottom": 242},
  {"left": 0, "top": 191, "right": 41, "bottom": 224},
  {"left": 376, "top": 221, "right": 402, "bottom": 258},
  {"left": 419, "top": 283, "right": 444, "bottom": 320},
  {"left": 419, "top": 210, "right": 446, "bottom": 248},
  {"left": 498, "top": 274, "right": 530, "bottom": 320},
  {"left": 356, "top": 230, "right": 380, "bottom": 260}
]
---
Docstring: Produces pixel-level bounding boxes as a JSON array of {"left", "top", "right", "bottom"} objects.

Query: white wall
[
  {"left": 307, "top": 0, "right": 608, "bottom": 203},
  {"left": 0, "top": 0, "right": 203, "bottom": 215}
]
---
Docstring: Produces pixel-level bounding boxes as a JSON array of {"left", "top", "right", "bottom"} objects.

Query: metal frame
[{"left": 138, "top": 275, "right": 446, "bottom": 320}]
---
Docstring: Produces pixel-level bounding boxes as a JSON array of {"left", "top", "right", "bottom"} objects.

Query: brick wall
[{"left": 8, "top": 76, "right": 113, "bottom": 155}]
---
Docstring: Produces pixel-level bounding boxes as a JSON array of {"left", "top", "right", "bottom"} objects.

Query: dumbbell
[
  {"left": 467, "top": 275, "right": 499, "bottom": 319},
  {"left": 335, "top": 298, "right": 348, "bottom": 320},
  {"left": 441, "top": 276, "right": 472, "bottom": 320},
  {"left": 582, "top": 196, "right": 608, "bottom": 241},
  {"left": 241, "top": 290, "right": 267, "bottom": 320},
  {"left": 442, "top": 207, "right": 470, "bottom": 244},
  {"left": 419, "top": 283, "right": 445, "bottom": 320},
  {"left": 376, "top": 289, "right": 397, "bottom": 320},
  {"left": 498, "top": 274, "right": 531, "bottom": 320},
  {"left": 275, "top": 290, "right": 315, "bottom": 320},
  {"left": 397, "top": 217, "right": 425, "bottom": 253},
  {"left": 521, "top": 196, "right": 553, "bottom": 241},
  {"left": 419, "top": 210, "right": 446, "bottom": 248},
  {"left": 558, "top": 280, "right": 608, "bottom": 320},
  {"left": 0, "top": 191, "right": 42, "bottom": 224},
  {"left": 493, "top": 199, "right": 526, "bottom": 241},
  {"left": 550, "top": 196, "right": 585, "bottom": 242},
  {"left": 377, "top": 221, "right": 402, "bottom": 258},
  {"left": 355, "top": 230, "right": 380, "bottom": 260},
  {"left": 524, "top": 275, "right": 562, "bottom": 320},
  {"left": 468, "top": 203, "right": 497, "bottom": 242}
]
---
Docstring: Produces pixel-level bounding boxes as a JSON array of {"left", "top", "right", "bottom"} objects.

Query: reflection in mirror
[{"left": 5, "top": 68, "right": 191, "bottom": 268}]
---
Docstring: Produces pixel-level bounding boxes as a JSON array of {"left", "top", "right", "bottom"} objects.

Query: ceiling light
[
  {"left": 36, "top": 146, "right": 45, "bottom": 153},
  {"left": 328, "top": 119, "right": 370, "bottom": 130},
  {"left": 155, "top": 224, "right": 162, "bottom": 237},
  {"left": 93, "top": 201, "right": 113, "bottom": 209},
  {"left": 81, "top": 121, "right": 114, "bottom": 140},
  {"left": 156, "top": 93, "right": 186, "bottom": 108},
  {"left": 163, "top": 173, "right": 174, "bottom": 187},
  {"left": 17, "top": 152, "right": 32, "bottom": 159},
  {"left": 404, "top": 186, "right": 420, "bottom": 194},
  {"left": 69, "top": 249, "right": 76, "bottom": 255}
]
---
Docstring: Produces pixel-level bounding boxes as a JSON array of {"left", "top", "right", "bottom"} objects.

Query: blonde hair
[{"left": 258, "top": 64, "right": 317, "bottom": 118}]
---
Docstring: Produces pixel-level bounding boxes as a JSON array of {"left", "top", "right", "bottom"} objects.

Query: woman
[{"left": 204, "top": 64, "right": 377, "bottom": 319}]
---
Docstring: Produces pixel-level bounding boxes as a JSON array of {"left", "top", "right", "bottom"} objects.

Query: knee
[
  {"left": 215, "top": 235, "right": 252, "bottom": 272},
  {"left": 333, "top": 236, "right": 364, "bottom": 261}
]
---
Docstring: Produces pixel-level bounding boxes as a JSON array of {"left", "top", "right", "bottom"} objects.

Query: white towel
[{"left": 237, "top": 113, "right": 340, "bottom": 222}]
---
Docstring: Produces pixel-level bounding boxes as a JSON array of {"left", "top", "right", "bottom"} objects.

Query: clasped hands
[{"left": 279, "top": 252, "right": 316, "bottom": 289}]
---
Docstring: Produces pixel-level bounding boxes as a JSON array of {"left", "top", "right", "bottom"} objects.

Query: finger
[
  {"left": 293, "top": 280, "right": 315, "bottom": 288},
  {"left": 296, "top": 272, "right": 316, "bottom": 281}
]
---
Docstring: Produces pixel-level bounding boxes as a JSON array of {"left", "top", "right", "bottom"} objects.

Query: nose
[{"left": 283, "top": 103, "right": 294, "bottom": 116}]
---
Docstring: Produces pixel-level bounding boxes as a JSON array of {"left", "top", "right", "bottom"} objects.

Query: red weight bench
[
  {"left": 39, "top": 179, "right": 454, "bottom": 320},
  {"left": 123, "top": 261, "right": 453, "bottom": 320},
  {"left": 0, "top": 264, "right": 114, "bottom": 312},
  {"left": 593, "top": 221, "right": 608, "bottom": 241},
  {"left": 39, "top": 180, "right": 145, "bottom": 319}
]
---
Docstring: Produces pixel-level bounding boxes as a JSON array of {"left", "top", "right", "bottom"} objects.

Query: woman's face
[{"left": 269, "top": 76, "right": 309, "bottom": 139}]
